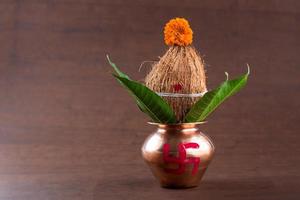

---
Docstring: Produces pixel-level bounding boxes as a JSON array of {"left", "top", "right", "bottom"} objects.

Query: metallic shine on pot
[{"left": 142, "top": 122, "right": 215, "bottom": 188}]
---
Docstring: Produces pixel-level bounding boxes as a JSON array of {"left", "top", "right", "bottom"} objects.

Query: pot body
[{"left": 142, "top": 123, "right": 215, "bottom": 188}]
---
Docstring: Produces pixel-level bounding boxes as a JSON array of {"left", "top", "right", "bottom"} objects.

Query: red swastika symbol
[{"left": 163, "top": 142, "right": 200, "bottom": 175}]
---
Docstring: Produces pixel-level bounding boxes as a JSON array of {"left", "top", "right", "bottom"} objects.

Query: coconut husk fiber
[{"left": 145, "top": 45, "right": 207, "bottom": 122}]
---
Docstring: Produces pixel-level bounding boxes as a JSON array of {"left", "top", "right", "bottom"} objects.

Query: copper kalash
[{"left": 142, "top": 122, "right": 214, "bottom": 188}]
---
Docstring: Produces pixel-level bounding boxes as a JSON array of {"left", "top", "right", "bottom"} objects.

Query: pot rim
[{"left": 148, "top": 121, "right": 207, "bottom": 129}]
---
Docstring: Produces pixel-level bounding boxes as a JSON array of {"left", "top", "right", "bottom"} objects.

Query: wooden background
[{"left": 0, "top": 0, "right": 299, "bottom": 199}]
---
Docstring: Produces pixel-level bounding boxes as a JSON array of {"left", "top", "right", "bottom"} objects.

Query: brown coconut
[{"left": 145, "top": 18, "right": 207, "bottom": 122}]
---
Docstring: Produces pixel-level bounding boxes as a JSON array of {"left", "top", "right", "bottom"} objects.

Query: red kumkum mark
[
  {"left": 173, "top": 83, "right": 182, "bottom": 92},
  {"left": 163, "top": 142, "right": 200, "bottom": 175}
]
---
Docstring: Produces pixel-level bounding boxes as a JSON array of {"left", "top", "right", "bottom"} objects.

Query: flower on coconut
[{"left": 164, "top": 18, "right": 193, "bottom": 46}]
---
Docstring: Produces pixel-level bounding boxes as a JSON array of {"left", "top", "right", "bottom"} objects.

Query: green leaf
[
  {"left": 114, "top": 75, "right": 176, "bottom": 123},
  {"left": 107, "top": 55, "right": 146, "bottom": 115},
  {"left": 184, "top": 66, "right": 250, "bottom": 122},
  {"left": 107, "top": 55, "right": 130, "bottom": 79},
  {"left": 107, "top": 55, "right": 176, "bottom": 123}
]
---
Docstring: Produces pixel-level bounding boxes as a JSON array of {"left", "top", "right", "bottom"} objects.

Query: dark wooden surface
[{"left": 0, "top": 0, "right": 299, "bottom": 199}]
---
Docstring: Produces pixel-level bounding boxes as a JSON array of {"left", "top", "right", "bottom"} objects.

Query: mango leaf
[
  {"left": 106, "top": 55, "right": 176, "bottom": 123},
  {"left": 107, "top": 55, "right": 147, "bottom": 114},
  {"left": 184, "top": 66, "right": 250, "bottom": 122},
  {"left": 113, "top": 75, "right": 176, "bottom": 123},
  {"left": 107, "top": 55, "right": 130, "bottom": 79}
]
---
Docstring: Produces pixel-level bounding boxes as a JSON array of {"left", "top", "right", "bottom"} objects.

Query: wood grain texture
[{"left": 0, "top": 0, "right": 299, "bottom": 199}]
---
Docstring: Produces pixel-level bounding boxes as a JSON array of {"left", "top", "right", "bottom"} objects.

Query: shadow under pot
[{"left": 142, "top": 122, "right": 215, "bottom": 188}]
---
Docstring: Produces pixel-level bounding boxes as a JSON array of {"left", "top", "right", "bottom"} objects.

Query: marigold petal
[{"left": 164, "top": 18, "right": 193, "bottom": 46}]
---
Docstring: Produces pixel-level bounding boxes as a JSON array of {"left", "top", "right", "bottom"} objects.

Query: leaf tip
[
  {"left": 106, "top": 54, "right": 112, "bottom": 64},
  {"left": 246, "top": 63, "right": 250, "bottom": 75},
  {"left": 225, "top": 72, "right": 229, "bottom": 81}
]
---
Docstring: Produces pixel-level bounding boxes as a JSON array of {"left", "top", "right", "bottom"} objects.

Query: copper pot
[{"left": 142, "top": 122, "right": 215, "bottom": 188}]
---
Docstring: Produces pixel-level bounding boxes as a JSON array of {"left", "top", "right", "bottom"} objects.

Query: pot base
[{"left": 150, "top": 164, "right": 208, "bottom": 188}]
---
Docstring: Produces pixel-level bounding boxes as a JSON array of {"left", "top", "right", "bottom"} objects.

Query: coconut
[{"left": 145, "top": 18, "right": 207, "bottom": 122}]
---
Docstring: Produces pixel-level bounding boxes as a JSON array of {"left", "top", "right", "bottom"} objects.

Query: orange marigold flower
[{"left": 164, "top": 18, "right": 193, "bottom": 46}]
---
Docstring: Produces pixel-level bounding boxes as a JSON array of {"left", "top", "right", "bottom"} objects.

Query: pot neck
[{"left": 148, "top": 122, "right": 206, "bottom": 131}]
